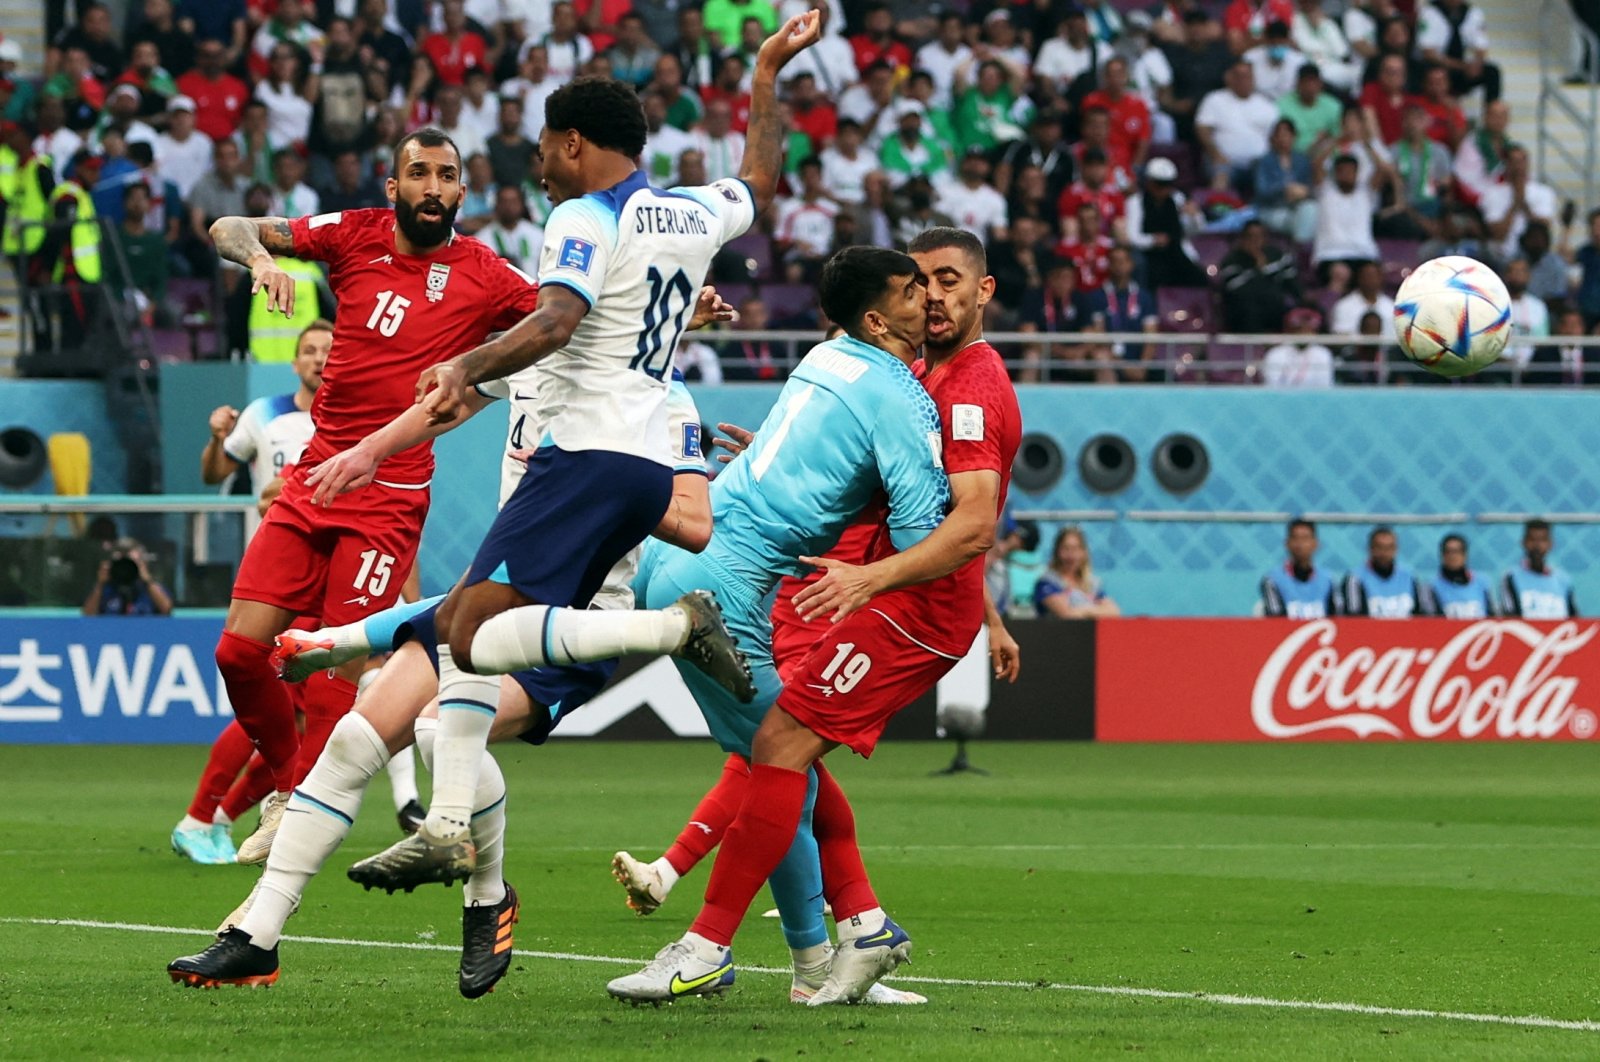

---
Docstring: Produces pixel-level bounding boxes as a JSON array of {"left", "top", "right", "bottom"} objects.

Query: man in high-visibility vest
[
  {"left": 247, "top": 254, "right": 323, "bottom": 362},
  {"left": 38, "top": 148, "right": 104, "bottom": 350},
  {"left": 0, "top": 121, "right": 57, "bottom": 271}
]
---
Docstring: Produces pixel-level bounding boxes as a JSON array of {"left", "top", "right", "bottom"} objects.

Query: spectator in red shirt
[
  {"left": 785, "top": 72, "right": 837, "bottom": 152},
  {"left": 1416, "top": 64, "right": 1466, "bottom": 150},
  {"left": 1081, "top": 57, "right": 1153, "bottom": 175},
  {"left": 1360, "top": 53, "right": 1419, "bottom": 145},
  {"left": 850, "top": 3, "right": 912, "bottom": 76},
  {"left": 1057, "top": 201, "right": 1117, "bottom": 289},
  {"left": 1057, "top": 148, "right": 1128, "bottom": 241},
  {"left": 1225, "top": 0, "right": 1296, "bottom": 55},
  {"left": 422, "top": 0, "right": 488, "bottom": 87},
  {"left": 700, "top": 54, "right": 753, "bottom": 134},
  {"left": 1073, "top": 107, "right": 1135, "bottom": 190}
]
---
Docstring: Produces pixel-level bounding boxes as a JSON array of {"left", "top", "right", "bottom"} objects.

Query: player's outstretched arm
[
  {"left": 739, "top": 11, "right": 823, "bottom": 215},
  {"left": 210, "top": 215, "right": 300, "bottom": 317},
  {"left": 303, "top": 390, "right": 495, "bottom": 505},
  {"left": 417, "top": 286, "right": 590, "bottom": 423},
  {"left": 794, "top": 469, "right": 1000, "bottom": 622}
]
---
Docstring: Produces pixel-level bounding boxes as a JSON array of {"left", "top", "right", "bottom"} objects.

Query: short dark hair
[
  {"left": 818, "top": 246, "right": 920, "bottom": 338},
  {"left": 908, "top": 226, "right": 987, "bottom": 272},
  {"left": 122, "top": 181, "right": 150, "bottom": 203},
  {"left": 392, "top": 125, "right": 461, "bottom": 174},
  {"left": 1440, "top": 533, "right": 1467, "bottom": 553},
  {"left": 1368, "top": 525, "right": 1396, "bottom": 546},
  {"left": 1288, "top": 518, "right": 1317, "bottom": 536},
  {"left": 544, "top": 76, "right": 647, "bottom": 157},
  {"left": 1525, "top": 518, "right": 1553, "bottom": 536}
]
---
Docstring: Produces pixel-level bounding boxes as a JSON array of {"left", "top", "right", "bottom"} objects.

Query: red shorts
[
  {"left": 769, "top": 592, "right": 826, "bottom": 685},
  {"left": 776, "top": 607, "right": 961, "bottom": 758},
  {"left": 232, "top": 471, "right": 429, "bottom": 627}
]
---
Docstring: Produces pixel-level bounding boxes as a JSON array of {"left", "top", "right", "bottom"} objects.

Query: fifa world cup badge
[{"left": 426, "top": 262, "right": 451, "bottom": 303}]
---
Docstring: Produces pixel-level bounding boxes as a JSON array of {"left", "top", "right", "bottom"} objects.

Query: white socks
[
  {"left": 386, "top": 744, "right": 420, "bottom": 810},
  {"left": 469, "top": 604, "right": 690, "bottom": 674},
  {"left": 414, "top": 715, "right": 507, "bottom": 907},
  {"left": 836, "top": 906, "right": 888, "bottom": 942},
  {"left": 791, "top": 942, "right": 831, "bottom": 982},
  {"left": 648, "top": 857, "right": 681, "bottom": 892},
  {"left": 177, "top": 815, "right": 208, "bottom": 832},
  {"left": 239, "top": 713, "right": 389, "bottom": 949},
  {"left": 424, "top": 646, "right": 499, "bottom": 845}
]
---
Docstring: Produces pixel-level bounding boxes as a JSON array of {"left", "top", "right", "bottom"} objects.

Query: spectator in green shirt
[
  {"left": 954, "top": 59, "right": 1031, "bottom": 155},
  {"left": 879, "top": 101, "right": 950, "bottom": 188},
  {"left": 904, "top": 70, "right": 957, "bottom": 154},
  {"left": 106, "top": 182, "right": 170, "bottom": 318},
  {"left": 1277, "top": 64, "right": 1342, "bottom": 153},
  {"left": 701, "top": 0, "right": 778, "bottom": 51},
  {"left": 650, "top": 53, "right": 704, "bottom": 132}
]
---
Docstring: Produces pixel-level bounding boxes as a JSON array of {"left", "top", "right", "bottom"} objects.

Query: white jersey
[
  {"left": 533, "top": 170, "right": 754, "bottom": 467},
  {"left": 222, "top": 393, "right": 314, "bottom": 497},
  {"left": 476, "top": 370, "right": 706, "bottom": 609}
]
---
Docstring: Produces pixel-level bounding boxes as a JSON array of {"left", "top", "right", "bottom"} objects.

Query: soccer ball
[{"left": 1392, "top": 256, "right": 1513, "bottom": 377}]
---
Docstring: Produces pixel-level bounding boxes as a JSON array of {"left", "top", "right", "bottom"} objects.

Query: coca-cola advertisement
[{"left": 1096, "top": 619, "right": 1600, "bottom": 742}]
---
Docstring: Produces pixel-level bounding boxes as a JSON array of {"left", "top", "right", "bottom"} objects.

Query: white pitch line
[{"left": 6, "top": 917, "right": 1598, "bottom": 1034}]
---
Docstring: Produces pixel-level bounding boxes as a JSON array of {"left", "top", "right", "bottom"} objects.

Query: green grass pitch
[{"left": 1, "top": 741, "right": 1597, "bottom": 1059}]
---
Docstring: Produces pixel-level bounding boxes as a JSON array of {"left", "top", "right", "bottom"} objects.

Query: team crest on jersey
[
  {"left": 559, "top": 237, "right": 596, "bottom": 274},
  {"left": 426, "top": 262, "right": 451, "bottom": 303}
]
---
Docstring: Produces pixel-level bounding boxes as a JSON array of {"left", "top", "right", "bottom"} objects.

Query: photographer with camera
[{"left": 82, "top": 537, "right": 173, "bottom": 616}]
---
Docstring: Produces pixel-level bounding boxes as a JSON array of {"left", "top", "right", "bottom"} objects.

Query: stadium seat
[
  {"left": 721, "top": 232, "right": 775, "bottom": 281},
  {"left": 1190, "top": 235, "right": 1230, "bottom": 279},
  {"left": 1157, "top": 287, "right": 1213, "bottom": 335},
  {"left": 758, "top": 283, "right": 815, "bottom": 321},
  {"left": 45, "top": 433, "right": 90, "bottom": 535},
  {"left": 1376, "top": 239, "right": 1423, "bottom": 289}
]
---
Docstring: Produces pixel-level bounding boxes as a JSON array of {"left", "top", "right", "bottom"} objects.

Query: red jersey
[
  {"left": 177, "top": 71, "right": 250, "bottom": 141},
  {"left": 1224, "top": 0, "right": 1295, "bottom": 35},
  {"left": 1359, "top": 84, "right": 1422, "bottom": 145},
  {"left": 287, "top": 208, "right": 541, "bottom": 486},
  {"left": 872, "top": 341, "right": 1021, "bottom": 656},
  {"left": 699, "top": 86, "right": 752, "bottom": 133},
  {"left": 1056, "top": 234, "right": 1116, "bottom": 289},
  {"left": 421, "top": 31, "right": 488, "bottom": 86},
  {"left": 849, "top": 35, "right": 912, "bottom": 75},
  {"left": 1081, "top": 91, "right": 1152, "bottom": 162},
  {"left": 1057, "top": 179, "right": 1126, "bottom": 229}
]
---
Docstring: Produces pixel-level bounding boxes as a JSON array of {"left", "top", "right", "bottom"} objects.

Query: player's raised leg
[{"left": 612, "top": 753, "right": 750, "bottom": 915}]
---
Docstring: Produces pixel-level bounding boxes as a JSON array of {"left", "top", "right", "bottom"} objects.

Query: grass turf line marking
[{"left": 8, "top": 917, "right": 1599, "bottom": 1034}]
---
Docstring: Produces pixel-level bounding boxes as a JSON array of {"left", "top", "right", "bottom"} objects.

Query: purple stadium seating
[
  {"left": 724, "top": 231, "right": 774, "bottom": 281},
  {"left": 1377, "top": 239, "right": 1423, "bottom": 289}
]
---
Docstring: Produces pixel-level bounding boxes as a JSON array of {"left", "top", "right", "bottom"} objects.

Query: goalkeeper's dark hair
[
  {"left": 818, "top": 246, "right": 921, "bottom": 339},
  {"left": 392, "top": 126, "right": 461, "bottom": 174},
  {"left": 908, "top": 226, "right": 987, "bottom": 273},
  {"left": 544, "top": 76, "right": 648, "bottom": 158}
]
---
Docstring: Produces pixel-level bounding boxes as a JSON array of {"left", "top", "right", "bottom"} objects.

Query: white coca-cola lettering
[{"left": 1251, "top": 621, "right": 1596, "bottom": 740}]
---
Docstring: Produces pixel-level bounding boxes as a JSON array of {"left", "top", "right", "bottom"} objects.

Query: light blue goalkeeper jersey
[{"left": 702, "top": 334, "right": 950, "bottom": 593}]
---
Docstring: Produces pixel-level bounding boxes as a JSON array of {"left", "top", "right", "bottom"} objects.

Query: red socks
[
  {"left": 665, "top": 754, "right": 750, "bottom": 875},
  {"left": 215, "top": 629, "right": 299, "bottom": 791},
  {"left": 219, "top": 753, "right": 277, "bottom": 822},
  {"left": 292, "top": 672, "right": 359, "bottom": 785},
  {"left": 812, "top": 763, "right": 878, "bottom": 921},
  {"left": 690, "top": 763, "right": 809, "bottom": 946},
  {"left": 185, "top": 722, "right": 255, "bottom": 822}
]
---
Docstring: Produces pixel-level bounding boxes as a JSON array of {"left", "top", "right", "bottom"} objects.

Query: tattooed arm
[
  {"left": 209, "top": 215, "right": 301, "bottom": 316},
  {"left": 739, "top": 11, "right": 823, "bottom": 215}
]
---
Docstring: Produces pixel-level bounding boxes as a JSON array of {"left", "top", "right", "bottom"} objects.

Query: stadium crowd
[{"left": 5, "top": 0, "right": 1600, "bottom": 382}]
